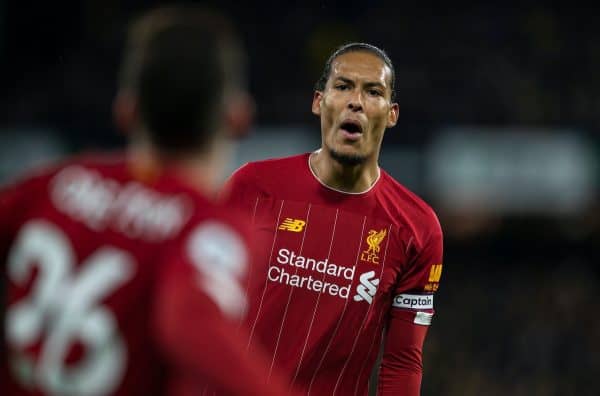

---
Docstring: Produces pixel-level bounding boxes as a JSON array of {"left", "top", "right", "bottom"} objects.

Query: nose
[{"left": 347, "top": 91, "right": 363, "bottom": 112}]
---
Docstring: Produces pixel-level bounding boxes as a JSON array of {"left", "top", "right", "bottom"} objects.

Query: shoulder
[
  {"left": 231, "top": 152, "right": 309, "bottom": 179},
  {"left": 176, "top": 202, "right": 252, "bottom": 275},
  {"left": 378, "top": 170, "right": 442, "bottom": 244},
  {"left": 66, "top": 152, "right": 128, "bottom": 178},
  {"left": 38, "top": 152, "right": 127, "bottom": 184},
  {"left": 2, "top": 152, "right": 120, "bottom": 195},
  {"left": 189, "top": 201, "right": 250, "bottom": 234},
  {"left": 224, "top": 152, "right": 310, "bottom": 196},
  {"left": 157, "top": 201, "right": 253, "bottom": 319}
]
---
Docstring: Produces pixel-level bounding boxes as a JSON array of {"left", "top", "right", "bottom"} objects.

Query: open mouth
[{"left": 339, "top": 120, "right": 363, "bottom": 134}]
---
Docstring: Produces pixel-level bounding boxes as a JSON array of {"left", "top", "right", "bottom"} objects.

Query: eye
[
  {"left": 368, "top": 89, "right": 383, "bottom": 97},
  {"left": 335, "top": 84, "right": 350, "bottom": 91}
]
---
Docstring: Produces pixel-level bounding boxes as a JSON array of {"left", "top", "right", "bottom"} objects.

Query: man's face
[{"left": 312, "top": 51, "right": 399, "bottom": 165}]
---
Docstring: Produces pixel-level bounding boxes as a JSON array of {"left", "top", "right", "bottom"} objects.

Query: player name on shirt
[{"left": 51, "top": 165, "right": 191, "bottom": 241}]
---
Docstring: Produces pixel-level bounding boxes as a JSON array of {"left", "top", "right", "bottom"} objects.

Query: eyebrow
[{"left": 334, "top": 76, "right": 386, "bottom": 89}]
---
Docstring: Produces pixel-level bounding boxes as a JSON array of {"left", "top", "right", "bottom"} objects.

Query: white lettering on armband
[{"left": 392, "top": 293, "right": 434, "bottom": 310}]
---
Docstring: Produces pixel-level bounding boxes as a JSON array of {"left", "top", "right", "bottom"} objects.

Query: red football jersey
[
  {"left": 221, "top": 152, "right": 444, "bottom": 396},
  {"left": 0, "top": 153, "right": 294, "bottom": 396}
]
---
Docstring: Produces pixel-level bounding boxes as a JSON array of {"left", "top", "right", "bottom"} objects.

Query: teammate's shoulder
[
  {"left": 188, "top": 197, "right": 247, "bottom": 225},
  {"left": 379, "top": 169, "right": 441, "bottom": 230},
  {"left": 232, "top": 152, "right": 310, "bottom": 177},
  {"left": 1, "top": 151, "right": 122, "bottom": 191},
  {"left": 65, "top": 151, "right": 128, "bottom": 174},
  {"left": 180, "top": 200, "right": 252, "bottom": 247},
  {"left": 43, "top": 151, "right": 126, "bottom": 179}
]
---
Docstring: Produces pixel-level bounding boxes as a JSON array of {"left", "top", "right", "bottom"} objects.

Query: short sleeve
[{"left": 392, "top": 214, "right": 443, "bottom": 325}]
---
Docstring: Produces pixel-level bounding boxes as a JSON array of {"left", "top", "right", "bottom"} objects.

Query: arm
[
  {"left": 153, "top": 221, "right": 296, "bottom": 396},
  {"left": 378, "top": 221, "right": 444, "bottom": 396},
  {"left": 378, "top": 310, "right": 430, "bottom": 395}
]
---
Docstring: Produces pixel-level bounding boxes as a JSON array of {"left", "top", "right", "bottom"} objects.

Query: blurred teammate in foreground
[
  {"left": 221, "top": 43, "right": 444, "bottom": 395},
  {"left": 0, "top": 5, "right": 295, "bottom": 396}
]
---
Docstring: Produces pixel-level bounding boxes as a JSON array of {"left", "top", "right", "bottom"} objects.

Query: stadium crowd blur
[{"left": 1, "top": 2, "right": 598, "bottom": 396}]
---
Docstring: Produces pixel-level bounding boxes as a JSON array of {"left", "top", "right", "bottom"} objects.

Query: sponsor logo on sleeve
[
  {"left": 424, "top": 264, "right": 442, "bottom": 292},
  {"left": 278, "top": 218, "right": 306, "bottom": 232},
  {"left": 392, "top": 293, "right": 434, "bottom": 310},
  {"left": 187, "top": 222, "right": 248, "bottom": 319},
  {"left": 360, "top": 228, "right": 387, "bottom": 264},
  {"left": 428, "top": 264, "right": 443, "bottom": 282}
]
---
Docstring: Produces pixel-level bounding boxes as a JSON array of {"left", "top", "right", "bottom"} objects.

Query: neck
[
  {"left": 127, "top": 135, "right": 230, "bottom": 196},
  {"left": 309, "top": 148, "right": 380, "bottom": 193}
]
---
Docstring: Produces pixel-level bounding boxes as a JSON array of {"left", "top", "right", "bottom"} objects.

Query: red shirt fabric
[
  {"left": 0, "top": 153, "right": 294, "bottom": 396},
  {"left": 221, "top": 152, "right": 444, "bottom": 396}
]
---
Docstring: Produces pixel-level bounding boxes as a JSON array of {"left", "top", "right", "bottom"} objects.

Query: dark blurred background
[{"left": 1, "top": 2, "right": 598, "bottom": 395}]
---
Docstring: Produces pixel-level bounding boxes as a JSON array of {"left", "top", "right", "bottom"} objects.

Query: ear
[
  {"left": 112, "top": 91, "right": 138, "bottom": 135},
  {"left": 387, "top": 102, "right": 399, "bottom": 128},
  {"left": 224, "top": 91, "right": 255, "bottom": 139},
  {"left": 311, "top": 91, "right": 323, "bottom": 116}
]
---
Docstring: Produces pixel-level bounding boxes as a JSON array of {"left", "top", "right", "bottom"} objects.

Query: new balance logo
[
  {"left": 278, "top": 218, "right": 306, "bottom": 232},
  {"left": 353, "top": 271, "right": 379, "bottom": 304}
]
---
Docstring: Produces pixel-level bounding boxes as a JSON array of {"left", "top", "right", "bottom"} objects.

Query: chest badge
[{"left": 360, "top": 228, "right": 387, "bottom": 264}]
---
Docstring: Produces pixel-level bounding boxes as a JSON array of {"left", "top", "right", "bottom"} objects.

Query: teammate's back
[
  {"left": 1, "top": 4, "right": 298, "bottom": 396},
  {"left": 0, "top": 155, "right": 221, "bottom": 394}
]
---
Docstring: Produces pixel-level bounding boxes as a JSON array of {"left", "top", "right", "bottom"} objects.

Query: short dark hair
[
  {"left": 314, "top": 42, "right": 396, "bottom": 101},
  {"left": 118, "top": 5, "right": 245, "bottom": 154}
]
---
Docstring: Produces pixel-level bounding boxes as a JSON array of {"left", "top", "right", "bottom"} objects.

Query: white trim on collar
[{"left": 307, "top": 149, "right": 381, "bottom": 195}]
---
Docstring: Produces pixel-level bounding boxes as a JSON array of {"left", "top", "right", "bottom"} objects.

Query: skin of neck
[
  {"left": 310, "top": 147, "right": 380, "bottom": 193},
  {"left": 127, "top": 129, "right": 230, "bottom": 197}
]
